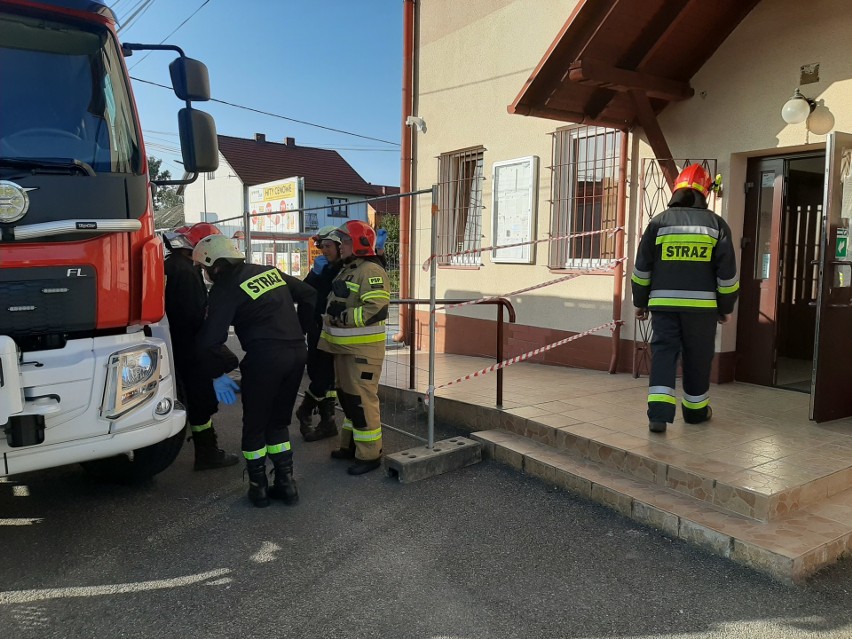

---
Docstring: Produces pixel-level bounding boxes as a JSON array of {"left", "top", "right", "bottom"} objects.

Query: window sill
[
  {"left": 548, "top": 266, "right": 617, "bottom": 276},
  {"left": 438, "top": 264, "right": 482, "bottom": 270}
]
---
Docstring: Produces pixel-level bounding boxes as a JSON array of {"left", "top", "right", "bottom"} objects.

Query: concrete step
[
  {"left": 472, "top": 429, "right": 852, "bottom": 585},
  {"left": 468, "top": 402, "right": 852, "bottom": 522}
]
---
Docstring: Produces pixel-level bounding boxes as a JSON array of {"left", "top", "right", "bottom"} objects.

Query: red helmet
[
  {"left": 673, "top": 164, "right": 713, "bottom": 196},
  {"left": 337, "top": 220, "right": 376, "bottom": 256},
  {"left": 182, "top": 222, "right": 222, "bottom": 247}
]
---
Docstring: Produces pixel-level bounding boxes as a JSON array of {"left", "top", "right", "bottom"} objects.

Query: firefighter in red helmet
[
  {"left": 163, "top": 222, "right": 239, "bottom": 470},
  {"left": 319, "top": 220, "right": 390, "bottom": 474},
  {"left": 632, "top": 164, "right": 738, "bottom": 433}
]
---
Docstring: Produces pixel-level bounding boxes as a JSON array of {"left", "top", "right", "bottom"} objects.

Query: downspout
[
  {"left": 609, "top": 129, "right": 629, "bottom": 373},
  {"left": 396, "top": 0, "right": 416, "bottom": 343}
]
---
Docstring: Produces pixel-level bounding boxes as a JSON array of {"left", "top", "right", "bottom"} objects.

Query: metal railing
[{"left": 389, "top": 297, "right": 516, "bottom": 407}]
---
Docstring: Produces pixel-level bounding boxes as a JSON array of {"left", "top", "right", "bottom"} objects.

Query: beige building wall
[
  {"left": 412, "top": 0, "right": 617, "bottom": 334},
  {"left": 415, "top": 0, "right": 852, "bottom": 358}
]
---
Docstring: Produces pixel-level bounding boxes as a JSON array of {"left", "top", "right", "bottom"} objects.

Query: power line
[
  {"left": 117, "top": 0, "right": 155, "bottom": 34},
  {"left": 131, "top": 76, "right": 401, "bottom": 146},
  {"left": 128, "top": 0, "right": 213, "bottom": 70}
]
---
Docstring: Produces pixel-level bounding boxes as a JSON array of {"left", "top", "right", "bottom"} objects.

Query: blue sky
[{"left": 111, "top": 0, "right": 403, "bottom": 186}]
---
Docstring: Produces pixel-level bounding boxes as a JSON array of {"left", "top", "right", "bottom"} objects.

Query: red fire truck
[{"left": 0, "top": 0, "right": 218, "bottom": 481}]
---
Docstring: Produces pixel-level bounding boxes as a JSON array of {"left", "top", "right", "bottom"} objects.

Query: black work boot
[
  {"left": 331, "top": 439, "right": 356, "bottom": 460},
  {"left": 191, "top": 426, "right": 239, "bottom": 471},
  {"left": 347, "top": 458, "right": 382, "bottom": 475},
  {"left": 648, "top": 421, "right": 667, "bottom": 433},
  {"left": 304, "top": 397, "right": 338, "bottom": 442},
  {"left": 296, "top": 394, "right": 319, "bottom": 438},
  {"left": 245, "top": 458, "right": 269, "bottom": 508},
  {"left": 268, "top": 453, "right": 299, "bottom": 505}
]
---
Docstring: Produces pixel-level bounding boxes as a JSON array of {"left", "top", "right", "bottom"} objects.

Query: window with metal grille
[
  {"left": 437, "top": 147, "right": 485, "bottom": 265},
  {"left": 550, "top": 126, "right": 622, "bottom": 269},
  {"left": 304, "top": 211, "right": 319, "bottom": 230}
]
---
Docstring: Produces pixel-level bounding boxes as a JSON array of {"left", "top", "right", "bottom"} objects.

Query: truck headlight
[{"left": 102, "top": 346, "right": 161, "bottom": 419}]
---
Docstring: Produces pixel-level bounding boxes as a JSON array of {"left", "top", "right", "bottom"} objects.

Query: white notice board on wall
[{"left": 491, "top": 156, "right": 538, "bottom": 264}]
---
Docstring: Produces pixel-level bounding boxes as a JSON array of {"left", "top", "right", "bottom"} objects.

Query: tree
[
  {"left": 148, "top": 156, "right": 184, "bottom": 228},
  {"left": 380, "top": 214, "right": 400, "bottom": 295}
]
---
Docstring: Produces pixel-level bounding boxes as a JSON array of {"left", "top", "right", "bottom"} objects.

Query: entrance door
[
  {"left": 811, "top": 132, "right": 852, "bottom": 422},
  {"left": 736, "top": 158, "right": 784, "bottom": 385}
]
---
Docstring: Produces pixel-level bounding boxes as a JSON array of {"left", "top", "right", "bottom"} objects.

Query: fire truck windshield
[{"left": 0, "top": 10, "right": 142, "bottom": 175}]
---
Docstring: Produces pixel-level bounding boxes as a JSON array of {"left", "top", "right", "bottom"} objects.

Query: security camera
[{"left": 405, "top": 115, "right": 427, "bottom": 133}]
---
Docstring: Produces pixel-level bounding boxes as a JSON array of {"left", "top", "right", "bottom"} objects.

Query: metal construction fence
[{"left": 174, "top": 181, "right": 628, "bottom": 451}]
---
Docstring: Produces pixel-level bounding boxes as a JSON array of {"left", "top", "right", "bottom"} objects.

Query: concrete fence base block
[{"left": 385, "top": 437, "right": 482, "bottom": 483}]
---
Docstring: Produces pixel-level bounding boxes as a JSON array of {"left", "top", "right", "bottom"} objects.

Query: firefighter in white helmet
[
  {"left": 193, "top": 235, "right": 316, "bottom": 507},
  {"left": 319, "top": 220, "right": 390, "bottom": 475}
]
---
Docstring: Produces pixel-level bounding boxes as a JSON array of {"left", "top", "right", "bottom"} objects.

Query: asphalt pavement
[{"left": 2, "top": 394, "right": 852, "bottom": 639}]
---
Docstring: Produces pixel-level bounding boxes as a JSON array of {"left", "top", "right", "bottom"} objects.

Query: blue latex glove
[
  {"left": 375, "top": 228, "right": 388, "bottom": 252},
  {"left": 312, "top": 255, "right": 329, "bottom": 275},
  {"left": 212, "top": 374, "right": 239, "bottom": 405}
]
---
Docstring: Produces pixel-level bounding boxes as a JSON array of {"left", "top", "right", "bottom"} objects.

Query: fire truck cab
[{"left": 0, "top": 0, "right": 219, "bottom": 482}]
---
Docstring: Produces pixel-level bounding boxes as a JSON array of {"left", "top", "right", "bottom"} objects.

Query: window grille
[
  {"left": 549, "top": 126, "right": 622, "bottom": 268},
  {"left": 304, "top": 211, "right": 319, "bottom": 230},
  {"left": 437, "top": 147, "right": 485, "bottom": 265}
]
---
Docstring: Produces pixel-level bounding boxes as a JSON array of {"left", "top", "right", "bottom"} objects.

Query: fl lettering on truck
[{"left": 0, "top": 0, "right": 219, "bottom": 483}]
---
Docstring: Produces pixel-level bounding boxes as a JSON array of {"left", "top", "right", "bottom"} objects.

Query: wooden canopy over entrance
[{"left": 509, "top": 0, "right": 761, "bottom": 185}]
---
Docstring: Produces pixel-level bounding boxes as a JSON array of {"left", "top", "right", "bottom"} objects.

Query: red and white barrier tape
[
  {"left": 436, "top": 258, "right": 626, "bottom": 311},
  {"left": 433, "top": 321, "right": 619, "bottom": 391},
  {"left": 422, "top": 226, "right": 623, "bottom": 271}
]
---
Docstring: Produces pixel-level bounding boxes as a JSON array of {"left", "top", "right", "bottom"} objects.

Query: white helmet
[{"left": 192, "top": 234, "right": 245, "bottom": 267}]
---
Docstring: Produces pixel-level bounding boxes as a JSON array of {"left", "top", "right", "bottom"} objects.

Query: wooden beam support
[
  {"left": 509, "top": 103, "right": 629, "bottom": 131},
  {"left": 569, "top": 57, "right": 694, "bottom": 102},
  {"left": 629, "top": 89, "right": 678, "bottom": 190}
]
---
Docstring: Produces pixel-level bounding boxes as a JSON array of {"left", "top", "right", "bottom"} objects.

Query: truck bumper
[
  {"left": 2, "top": 405, "right": 186, "bottom": 476},
  {"left": 0, "top": 332, "right": 185, "bottom": 477}
]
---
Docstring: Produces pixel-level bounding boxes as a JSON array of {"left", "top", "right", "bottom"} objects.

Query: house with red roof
[{"left": 182, "top": 133, "right": 378, "bottom": 242}]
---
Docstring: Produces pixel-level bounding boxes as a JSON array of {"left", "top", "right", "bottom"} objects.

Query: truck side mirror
[
  {"left": 178, "top": 108, "right": 219, "bottom": 173},
  {"left": 169, "top": 57, "right": 211, "bottom": 102}
]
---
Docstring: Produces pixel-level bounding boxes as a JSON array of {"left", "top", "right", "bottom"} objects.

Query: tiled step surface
[
  {"left": 473, "top": 429, "right": 852, "bottom": 585},
  {"left": 432, "top": 396, "right": 852, "bottom": 522},
  {"left": 378, "top": 351, "right": 852, "bottom": 582}
]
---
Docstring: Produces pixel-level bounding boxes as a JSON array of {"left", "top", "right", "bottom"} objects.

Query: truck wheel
[{"left": 80, "top": 426, "right": 186, "bottom": 484}]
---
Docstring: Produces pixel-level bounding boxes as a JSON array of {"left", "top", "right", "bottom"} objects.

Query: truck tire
[{"left": 80, "top": 426, "right": 186, "bottom": 484}]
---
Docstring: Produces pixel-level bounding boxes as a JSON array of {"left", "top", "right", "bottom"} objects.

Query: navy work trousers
[
  {"left": 648, "top": 311, "right": 717, "bottom": 424},
  {"left": 239, "top": 341, "right": 307, "bottom": 454}
]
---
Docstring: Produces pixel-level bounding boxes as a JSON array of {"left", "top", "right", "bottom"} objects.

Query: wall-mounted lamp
[
  {"left": 781, "top": 88, "right": 815, "bottom": 124},
  {"left": 781, "top": 87, "right": 835, "bottom": 135}
]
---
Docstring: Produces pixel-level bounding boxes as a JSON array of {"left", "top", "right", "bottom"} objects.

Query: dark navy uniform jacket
[
  {"left": 197, "top": 263, "right": 316, "bottom": 378},
  {"left": 632, "top": 206, "right": 739, "bottom": 315}
]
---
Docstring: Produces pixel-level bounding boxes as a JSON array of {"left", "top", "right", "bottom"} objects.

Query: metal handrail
[{"left": 390, "top": 297, "right": 516, "bottom": 407}]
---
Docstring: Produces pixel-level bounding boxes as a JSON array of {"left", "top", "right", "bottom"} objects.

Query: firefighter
[
  {"left": 295, "top": 226, "right": 345, "bottom": 442},
  {"left": 319, "top": 220, "right": 390, "bottom": 475},
  {"left": 193, "top": 235, "right": 317, "bottom": 508},
  {"left": 163, "top": 222, "right": 238, "bottom": 471},
  {"left": 632, "top": 164, "right": 739, "bottom": 433}
]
